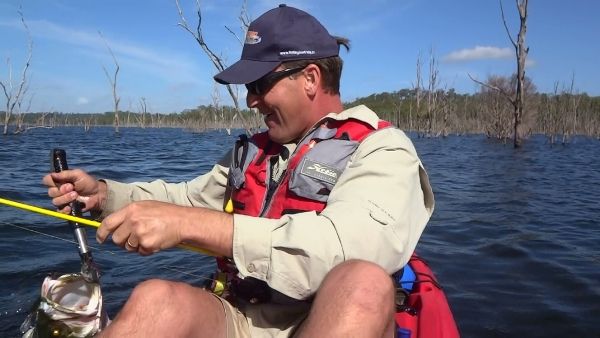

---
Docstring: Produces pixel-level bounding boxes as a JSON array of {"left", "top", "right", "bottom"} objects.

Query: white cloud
[
  {"left": 76, "top": 97, "right": 89, "bottom": 105},
  {"left": 443, "top": 46, "right": 512, "bottom": 62}
]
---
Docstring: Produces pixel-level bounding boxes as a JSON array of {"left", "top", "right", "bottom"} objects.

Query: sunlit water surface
[{"left": 1, "top": 127, "right": 598, "bottom": 337}]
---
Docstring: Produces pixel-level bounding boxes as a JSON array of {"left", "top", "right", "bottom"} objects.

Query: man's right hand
[{"left": 42, "top": 169, "right": 107, "bottom": 214}]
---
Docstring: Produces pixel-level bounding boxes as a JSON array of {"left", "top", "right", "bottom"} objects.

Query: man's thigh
[
  {"left": 212, "top": 295, "right": 252, "bottom": 338},
  {"left": 213, "top": 296, "right": 311, "bottom": 338}
]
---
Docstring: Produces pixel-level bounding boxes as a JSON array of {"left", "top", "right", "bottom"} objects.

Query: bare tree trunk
[
  {"left": 544, "top": 82, "right": 561, "bottom": 144},
  {"left": 138, "top": 97, "right": 148, "bottom": 128},
  {"left": 1, "top": 9, "right": 32, "bottom": 135},
  {"left": 99, "top": 31, "right": 121, "bottom": 134},
  {"left": 14, "top": 93, "right": 33, "bottom": 134},
  {"left": 566, "top": 72, "right": 581, "bottom": 143},
  {"left": 84, "top": 118, "right": 92, "bottom": 132},
  {"left": 427, "top": 49, "right": 438, "bottom": 137},
  {"left": 414, "top": 53, "right": 422, "bottom": 136},
  {"left": 501, "top": 0, "right": 529, "bottom": 148},
  {"left": 408, "top": 100, "right": 413, "bottom": 131},
  {"left": 175, "top": 0, "right": 256, "bottom": 134}
]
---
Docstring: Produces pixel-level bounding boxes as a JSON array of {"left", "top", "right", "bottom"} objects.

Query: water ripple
[{"left": 1, "top": 129, "right": 599, "bottom": 336}]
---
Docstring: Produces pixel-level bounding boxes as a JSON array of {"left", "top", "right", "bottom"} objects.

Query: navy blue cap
[{"left": 214, "top": 4, "right": 339, "bottom": 85}]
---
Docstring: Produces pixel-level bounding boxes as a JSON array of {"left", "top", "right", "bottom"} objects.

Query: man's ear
[{"left": 303, "top": 64, "right": 320, "bottom": 96}]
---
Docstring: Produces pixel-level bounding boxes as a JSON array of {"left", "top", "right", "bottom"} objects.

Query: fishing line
[
  {"left": 1, "top": 220, "right": 221, "bottom": 304},
  {"left": 0, "top": 195, "right": 219, "bottom": 281},
  {"left": 159, "top": 266, "right": 215, "bottom": 283},
  {"left": 1, "top": 221, "right": 217, "bottom": 281},
  {"left": 0, "top": 221, "right": 117, "bottom": 256},
  {"left": 0, "top": 197, "right": 214, "bottom": 256}
]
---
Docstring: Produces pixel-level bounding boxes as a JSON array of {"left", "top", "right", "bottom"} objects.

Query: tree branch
[
  {"left": 468, "top": 73, "right": 516, "bottom": 108},
  {"left": 500, "top": 0, "right": 518, "bottom": 49},
  {"left": 174, "top": 0, "right": 255, "bottom": 132},
  {"left": 98, "top": 31, "right": 121, "bottom": 133}
]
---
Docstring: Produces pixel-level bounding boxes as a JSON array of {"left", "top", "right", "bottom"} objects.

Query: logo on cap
[{"left": 245, "top": 31, "right": 261, "bottom": 45}]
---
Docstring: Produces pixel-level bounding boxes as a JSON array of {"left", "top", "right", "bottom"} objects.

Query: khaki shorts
[{"left": 212, "top": 295, "right": 311, "bottom": 338}]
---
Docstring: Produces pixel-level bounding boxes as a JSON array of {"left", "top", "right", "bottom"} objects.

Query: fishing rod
[
  {"left": 0, "top": 220, "right": 118, "bottom": 255},
  {"left": 0, "top": 197, "right": 213, "bottom": 256},
  {"left": 0, "top": 220, "right": 224, "bottom": 284},
  {"left": 52, "top": 149, "right": 101, "bottom": 283}
]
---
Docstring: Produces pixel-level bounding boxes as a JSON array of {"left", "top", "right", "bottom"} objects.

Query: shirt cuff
[
  {"left": 232, "top": 213, "right": 278, "bottom": 280},
  {"left": 99, "top": 179, "right": 134, "bottom": 217}
]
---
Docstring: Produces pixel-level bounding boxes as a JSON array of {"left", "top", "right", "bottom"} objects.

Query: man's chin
[{"left": 267, "top": 129, "right": 292, "bottom": 144}]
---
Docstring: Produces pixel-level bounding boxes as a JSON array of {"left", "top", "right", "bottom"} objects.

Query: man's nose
[{"left": 246, "top": 92, "right": 261, "bottom": 109}]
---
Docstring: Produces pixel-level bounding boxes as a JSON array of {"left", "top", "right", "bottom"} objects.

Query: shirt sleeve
[
  {"left": 232, "top": 128, "right": 435, "bottom": 300},
  {"left": 99, "top": 160, "right": 230, "bottom": 218}
]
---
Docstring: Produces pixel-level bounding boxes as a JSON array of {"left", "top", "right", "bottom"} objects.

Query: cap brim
[{"left": 214, "top": 59, "right": 280, "bottom": 85}]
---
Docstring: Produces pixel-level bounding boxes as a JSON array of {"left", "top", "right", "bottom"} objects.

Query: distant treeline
[
  {"left": 3, "top": 105, "right": 262, "bottom": 134},
  {"left": 346, "top": 87, "right": 600, "bottom": 143},
  {"left": 3, "top": 87, "right": 600, "bottom": 143}
]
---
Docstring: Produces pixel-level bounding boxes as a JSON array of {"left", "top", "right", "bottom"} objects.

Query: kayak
[{"left": 394, "top": 254, "right": 460, "bottom": 338}]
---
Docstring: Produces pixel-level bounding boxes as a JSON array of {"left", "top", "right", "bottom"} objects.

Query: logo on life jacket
[{"left": 300, "top": 159, "right": 341, "bottom": 185}]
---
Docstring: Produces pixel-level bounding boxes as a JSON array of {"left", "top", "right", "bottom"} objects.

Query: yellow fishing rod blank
[
  {"left": 0, "top": 197, "right": 212, "bottom": 256},
  {"left": 0, "top": 197, "right": 101, "bottom": 227}
]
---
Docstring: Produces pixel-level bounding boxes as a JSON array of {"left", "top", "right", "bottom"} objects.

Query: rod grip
[
  {"left": 51, "top": 148, "right": 69, "bottom": 173},
  {"left": 50, "top": 150, "right": 99, "bottom": 282},
  {"left": 51, "top": 148, "right": 84, "bottom": 217}
]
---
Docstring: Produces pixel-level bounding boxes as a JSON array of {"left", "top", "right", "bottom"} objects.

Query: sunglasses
[{"left": 245, "top": 66, "right": 306, "bottom": 96}]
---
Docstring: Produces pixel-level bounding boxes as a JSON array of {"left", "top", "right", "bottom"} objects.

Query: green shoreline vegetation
[{"left": 3, "top": 87, "right": 600, "bottom": 143}]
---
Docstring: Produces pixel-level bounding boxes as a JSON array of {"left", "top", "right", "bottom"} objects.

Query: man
[{"left": 44, "top": 4, "right": 434, "bottom": 338}]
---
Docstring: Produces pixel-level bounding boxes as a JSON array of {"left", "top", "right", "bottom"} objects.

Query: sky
[{"left": 0, "top": 0, "right": 598, "bottom": 114}]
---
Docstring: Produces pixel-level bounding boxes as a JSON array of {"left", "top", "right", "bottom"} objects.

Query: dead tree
[
  {"left": 1, "top": 9, "right": 32, "bottom": 135},
  {"left": 483, "top": 76, "right": 513, "bottom": 142},
  {"left": 83, "top": 117, "right": 92, "bottom": 132},
  {"left": 412, "top": 52, "right": 423, "bottom": 135},
  {"left": 14, "top": 93, "right": 33, "bottom": 133},
  {"left": 469, "top": 0, "right": 530, "bottom": 147},
  {"left": 99, "top": 31, "right": 121, "bottom": 134},
  {"left": 175, "top": 0, "right": 256, "bottom": 133},
  {"left": 436, "top": 88, "right": 453, "bottom": 138},
  {"left": 562, "top": 73, "right": 581, "bottom": 144},
  {"left": 211, "top": 82, "right": 234, "bottom": 134},
  {"left": 502, "top": 0, "right": 529, "bottom": 147},
  {"left": 426, "top": 49, "right": 439, "bottom": 137},
  {"left": 138, "top": 97, "right": 148, "bottom": 128},
  {"left": 541, "top": 82, "right": 561, "bottom": 144}
]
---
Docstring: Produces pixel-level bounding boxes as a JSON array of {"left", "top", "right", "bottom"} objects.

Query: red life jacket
[
  {"left": 214, "top": 118, "right": 390, "bottom": 302},
  {"left": 228, "top": 118, "right": 392, "bottom": 218},
  {"left": 216, "top": 117, "right": 460, "bottom": 337}
]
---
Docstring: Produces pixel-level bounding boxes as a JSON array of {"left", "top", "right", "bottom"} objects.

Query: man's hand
[
  {"left": 43, "top": 169, "right": 107, "bottom": 214},
  {"left": 96, "top": 200, "right": 234, "bottom": 257},
  {"left": 97, "top": 201, "right": 186, "bottom": 256}
]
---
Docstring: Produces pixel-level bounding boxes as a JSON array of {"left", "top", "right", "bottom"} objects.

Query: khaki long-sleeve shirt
[{"left": 101, "top": 105, "right": 434, "bottom": 300}]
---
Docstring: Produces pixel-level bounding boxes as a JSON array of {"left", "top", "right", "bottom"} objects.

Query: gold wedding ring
[{"left": 126, "top": 238, "right": 138, "bottom": 248}]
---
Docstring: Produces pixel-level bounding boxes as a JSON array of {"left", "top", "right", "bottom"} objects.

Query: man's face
[{"left": 246, "top": 66, "right": 313, "bottom": 144}]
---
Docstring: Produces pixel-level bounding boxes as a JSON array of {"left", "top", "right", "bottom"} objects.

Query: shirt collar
[{"left": 322, "top": 104, "right": 379, "bottom": 129}]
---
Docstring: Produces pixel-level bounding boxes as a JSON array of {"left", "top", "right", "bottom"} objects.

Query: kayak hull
[{"left": 395, "top": 254, "right": 460, "bottom": 338}]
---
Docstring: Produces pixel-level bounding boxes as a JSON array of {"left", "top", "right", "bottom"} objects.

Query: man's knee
[
  {"left": 127, "top": 278, "right": 209, "bottom": 310},
  {"left": 328, "top": 260, "right": 394, "bottom": 289},
  {"left": 128, "top": 279, "right": 174, "bottom": 304},
  {"left": 103, "top": 280, "right": 226, "bottom": 337},
  {"left": 322, "top": 260, "right": 395, "bottom": 312}
]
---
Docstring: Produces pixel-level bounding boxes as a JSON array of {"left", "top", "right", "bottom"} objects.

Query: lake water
[{"left": 0, "top": 127, "right": 598, "bottom": 337}]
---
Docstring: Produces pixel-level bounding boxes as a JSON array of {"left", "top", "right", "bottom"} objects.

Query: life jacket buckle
[{"left": 208, "top": 271, "right": 228, "bottom": 296}]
